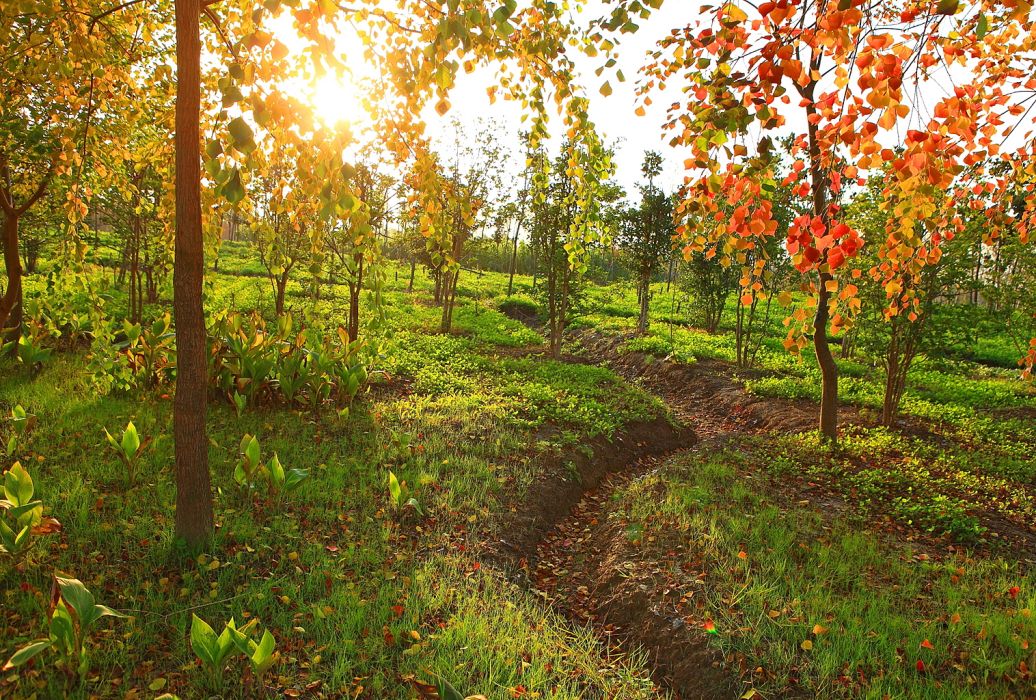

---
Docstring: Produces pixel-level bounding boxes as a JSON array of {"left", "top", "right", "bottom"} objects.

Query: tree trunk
[
  {"left": 805, "top": 79, "right": 839, "bottom": 441},
  {"left": 637, "top": 271, "right": 650, "bottom": 335},
  {"left": 0, "top": 212, "right": 23, "bottom": 343},
  {"left": 507, "top": 215, "right": 522, "bottom": 296},
  {"left": 173, "top": 0, "right": 214, "bottom": 548},
  {"left": 814, "top": 272, "right": 839, "bottom": 440},
  {"left": 275, "top": 273, "right": 288, "bottom": 316},
  {"left": 407, "top": 259, "right": 416, "bottom": 292}
]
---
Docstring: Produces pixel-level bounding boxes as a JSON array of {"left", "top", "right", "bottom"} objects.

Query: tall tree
[
  {"left": 599, "top": 0, "right": 1018, "bottom": 439},
  {"left": 172, "top": 0, "right": 212, "bottom": 545},
  {"left": 617, "top": 150, "right": 673, "bottom": 335}
]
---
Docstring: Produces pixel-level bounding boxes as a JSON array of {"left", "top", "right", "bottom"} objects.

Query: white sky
[{"left": 300, "top": 1, "right": 692, "bottom": 202}]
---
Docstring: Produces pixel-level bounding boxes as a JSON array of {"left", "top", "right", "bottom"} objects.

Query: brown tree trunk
[
  {"left": 805, "top": 79, "right": 839, "bottom": 442},
  {"left": 275, "top": 273, "right": 288, "bottom": 316},
  {"left": 507, "top": 213, "right": 522, "bottom": 296},
  {"left": 637, "top": 271, "right": 650, "bottom": 335},
  {"left": 813, "top": 272, "right": 838, "bottom": 439},
  {"left": 0, "top": 212, "right": 23, "bottom": 343},
  {"left": 173, "top": 0, "right": 213, "bottom": 547}
]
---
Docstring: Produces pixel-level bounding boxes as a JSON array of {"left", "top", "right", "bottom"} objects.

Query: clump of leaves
[
  {"left": 387, "top": 470, "right": 422, "bottom": 515},
  {"left": 235, "top": 434, "right": 309, "bottom": 499},
  {"left": 3, "top": 575, "right": 128, "bottom": 681},
  {"left": 0, "top": 462, "right": 59, "bottom": 560},
  {"left": 3, "top": 333, "right": 52, "bottom": 374},
  {"left": 190, "top": 614, "right": 278, "bottom": 689},
  {"left": 103, "top": 421, "right": 152, "bottom": 486},
  {"left": 6, "top": 404, "right": 36, "bottom": 457}
]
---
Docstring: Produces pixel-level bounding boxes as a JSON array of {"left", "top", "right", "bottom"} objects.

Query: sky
[{"left": 302, "top": 1, "right": 692, "bottom": 201}]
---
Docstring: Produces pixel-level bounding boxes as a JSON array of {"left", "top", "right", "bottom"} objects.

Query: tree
[
  {"left": 0, "top": 2, "right": 139, "bottom": 342},
  {"left": 250, "top": 153, "right": 314, "bottom": 317},
  {"left": 617, "top": 151, "right": 674, "bottom": 335},
  {"left": 680, "top": 251, "right": 738, "bottom": 334},
  {"left": 416, "top": 121, "right": 505, "bottom": 333},
  {"left": 325, "top": 157, "right": 389, "bottom": 342},
  {"left": 599, "top": 0, "right": 1019, "bottom": 439},
  {"left": 531, "top": 139, "right": 615, "bottom": 356}
]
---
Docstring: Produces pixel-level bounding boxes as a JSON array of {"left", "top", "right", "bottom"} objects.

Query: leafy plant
[
  {"left": 6, "top": 404, "right": 36, "bottom": 457},
  {"left": 234, "top": 434, "right": 309, "bottom": 498},
  {"left": 103, "top": 421, "right": 152, "bottom": 485},
  {"left": 3, "top": 575, "right": 128, "bottom": 680},
  {"left": 387, "top": 470, "right": 422, "bottom": 515},
  {"left": 3, "top": 333, "right": 53, "bottom": 373},
  {"left": 266, "top": 452, "right": 309, "bottom": 496},
  {"left": 235, "top": 434, "right": 264, "bottom": 490},
  {"left": 0, "top": 462, "right": 58, "bottom": 559},
  {"left": 190, "top": 614, "right": 278, "bottom": 689}
]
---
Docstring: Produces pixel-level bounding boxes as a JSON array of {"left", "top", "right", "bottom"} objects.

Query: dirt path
[{"left": 526, "top": 332, "right": 818, "bottom": 699}]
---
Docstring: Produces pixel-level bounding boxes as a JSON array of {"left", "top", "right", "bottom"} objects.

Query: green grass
[
  {"left": 618, "top": 447, "right": 1036, "bottom": 699},
  {"left": 1, "top": 254, "right": 667, "bottom": 698},
  {"left": 5, "top": 240, "right": 1035, "bottom": 699}
]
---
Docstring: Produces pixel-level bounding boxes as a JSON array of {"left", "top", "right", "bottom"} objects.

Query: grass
[
  {"left": 618, "top": 447, "right": 1036, "bottom": 699},
  {"left": 1, "top": 257, "right": 666, "bottom": 698},
  {"left": 4, "top": 240, "right": 1035, "bottom": 699}
]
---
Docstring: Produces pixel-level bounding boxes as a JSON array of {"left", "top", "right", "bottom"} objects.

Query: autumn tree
[
  {"left": 597, "top": 0, "right": 1023, "bottom": 439},
  {"left": 1, "top": 1, "right": 144, "bottom": 342}
]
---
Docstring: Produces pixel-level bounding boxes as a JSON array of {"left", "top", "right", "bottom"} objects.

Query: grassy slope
[
  {"left": 5, "top": 244, "right": 1035, "bottom": 698},
  {"left": 2, "top": 260, "right": 664, "bottom": 698}
]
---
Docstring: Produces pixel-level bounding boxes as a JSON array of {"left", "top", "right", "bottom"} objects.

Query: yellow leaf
[{"left": 800, "top": 639, "right": 813, "bottom": 651}]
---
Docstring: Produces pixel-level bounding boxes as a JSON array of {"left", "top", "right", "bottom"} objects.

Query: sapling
[
  {"left": 104, "top": 421, "right": 152, "bottom": 485},
  {"left": 190, "top": 614, "right": 278, "bottom": 689},
  {"left": 0, "top": 461, "right": 59, "bottom": 559},
  {"left": 3, "top": 575, "right": 128, "bottom": 681}
]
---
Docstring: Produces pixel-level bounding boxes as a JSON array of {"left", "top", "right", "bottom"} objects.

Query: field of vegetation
[
  {"left": 2, "top": 239, "right": 1034, "bottom": 698},
  {"left": 5, "top": 0, "right": 1036, "bottom": 698}
]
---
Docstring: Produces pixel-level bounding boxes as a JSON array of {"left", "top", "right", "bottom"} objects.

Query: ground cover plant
[{"left": 4, "top": 0, "right": 1036, "bottom": 697}]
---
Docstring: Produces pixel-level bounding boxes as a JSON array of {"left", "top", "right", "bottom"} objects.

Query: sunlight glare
[{"left": 310, "top": 72, "right": 367, "bottom": 130}]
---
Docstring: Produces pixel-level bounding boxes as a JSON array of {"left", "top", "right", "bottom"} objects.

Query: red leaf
[{"left": 920, "top": 639, "right": 934, "bottom": 650}]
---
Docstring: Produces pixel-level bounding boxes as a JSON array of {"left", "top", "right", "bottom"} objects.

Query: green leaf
[
  {"left": 268, "top": 453, "right": 285, "bottom": 486},
  {"left": 2, "top": 640, "right": 52, "bottom": 670},
  {"left": 388, "top": 471, "right": 402, "bottom": 507},
  {"left": 223, "top": 168, "right": 245, "bottom": 205},
  {"left": 122, "top": 422, "right": 141, "bottom": 459},
  {"left": 190, "top": 614, "right": 220, "bottom": 668},
  {"left": 284, "top": 468, "right": 309, "bottom": 492},
  {"left": 4, "top": 462, "right": 33, "bottom": 505},
  {"left": 251, "top": 630, "right": 277, "bottom": 673},
  {"left": 244, "top": 435, "right": 260, "bottom": 468},
  {"left": 104, "top": 427, "right": 122, "bottom": 453},
  {"left": 432, "top": 673, "right": 465, "bottom": 700},
  {"left": 977, "top": 12, "right": 988, "bottom": 38},
  {"left": 227, "top": 117, "right": 256, "bottom": 154},
  {"left": 94, "top": 604, "right": 130, "bottom": 620},
  {"left": 56, "top": 576, "right": 97, "bottom": 628}
]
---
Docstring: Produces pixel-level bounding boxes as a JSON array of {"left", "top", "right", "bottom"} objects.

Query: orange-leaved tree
[{"left": 597, "top": 0, "right": 1015, "bottom": 439}]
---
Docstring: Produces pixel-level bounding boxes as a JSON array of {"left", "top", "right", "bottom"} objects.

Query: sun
[{"left": 309, "top": 73, "right": 368, "bottom": 130}]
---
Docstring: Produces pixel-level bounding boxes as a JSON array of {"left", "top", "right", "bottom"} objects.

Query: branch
[{"left": 88, "top": 0, "right": 149, "bottom": 34}]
